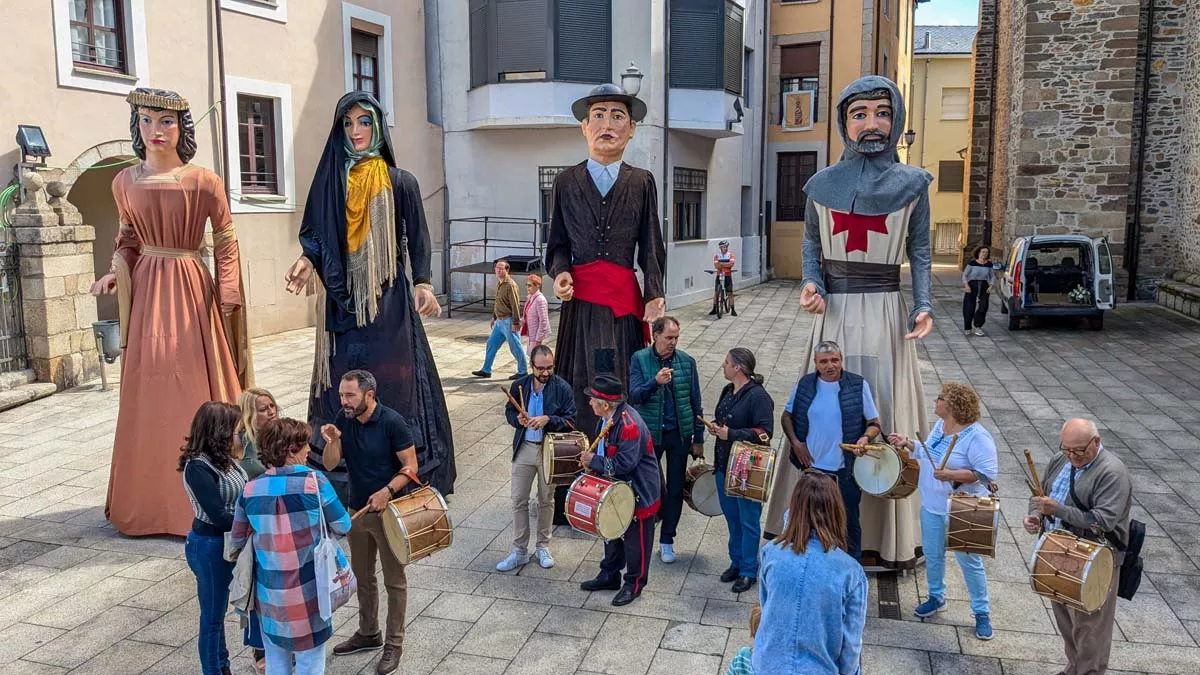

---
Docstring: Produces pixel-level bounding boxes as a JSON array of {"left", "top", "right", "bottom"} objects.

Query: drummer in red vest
[{"left": 578, "top": 374, "right": 661, "bottom": 606}]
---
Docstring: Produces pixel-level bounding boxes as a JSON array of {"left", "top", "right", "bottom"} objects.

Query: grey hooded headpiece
[{"left": 803, "top": 76, "right": 932, "bottom": 216}]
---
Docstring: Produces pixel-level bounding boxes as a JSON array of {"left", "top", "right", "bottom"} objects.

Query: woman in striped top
[
  {"left": 231, "top": 418, "right": 351, "bottom": 675},
  {"left": 179, "top": 401, "right": 246, "bottom": 675}
]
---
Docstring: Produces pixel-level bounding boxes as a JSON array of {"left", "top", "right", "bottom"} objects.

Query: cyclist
[{"left": 710, "top": 240, "right": 737, "bottom": 317}]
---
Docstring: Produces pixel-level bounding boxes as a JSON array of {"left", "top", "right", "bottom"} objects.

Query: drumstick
[
  {"left": 1024, "top": 449, "right": 1044, "bottom": 496},
  {"left": 351, "top": 509, "right": 369, "bottom": 522},
  {"left": 587, "top": 418, "right": 617, "bottom": 453},
  {"left": 696, "top": 415, "right": 715, "bottom": 428},
  {"left": 518, "top": 385, "right": 525, "bottom": 413},
  {"left": 1024, "top": 477, "right": 1039, "bottom": 496},
  {"left": 937, "top": 434, "right": 959, "bottom": 471},
  {"left": 500, "top": 386, "right": 527, "bottom": 416}
]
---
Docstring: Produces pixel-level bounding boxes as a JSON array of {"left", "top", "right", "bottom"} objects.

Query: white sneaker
[
  {"left": 496, "top": 551, "right": 530, "bottom": 572},
  {"left": 660, "top": 543, "right": 676, "bottom": 564},
  {"left": 973, "top": 327, "right": 985, "bottom": 337},
  {"left": 534, "top": 547, "right": 555, "bottom": 569},
  {"left": 964, "top": 329, "right": 973, "bottom": 336}
]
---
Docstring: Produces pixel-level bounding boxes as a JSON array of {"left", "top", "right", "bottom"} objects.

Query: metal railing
[{"left": 0, "top": 231, "right": 27, "bottom": 373}]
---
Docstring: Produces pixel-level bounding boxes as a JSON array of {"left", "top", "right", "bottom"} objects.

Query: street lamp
[
  {"left": 620, "top": 62, "right": 644, "bottom": 97},
  {"left": 903, "top": 129, "right": 916, "bottom": 147}
]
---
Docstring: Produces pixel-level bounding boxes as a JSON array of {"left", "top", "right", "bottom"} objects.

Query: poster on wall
[{"left": 782, "top": 90, "right": 815, "bottom": 131}]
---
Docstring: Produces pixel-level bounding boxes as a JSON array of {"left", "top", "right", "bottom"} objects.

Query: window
[
  {"left": 669, "top": 0, "right": 744, "bottom": 92},
  {"left": 470, "top": 0, "right": 612, "bottom": 88},
  {"left": 351, "top": 29, "right": 380, "bottom": 99},
  {"left": 220, "top": 0, "right": 288, "bottom": 23},
  {"left": 938, "top": 160, "right": 965, "bottom": 193},
  {"left": 776, "top": 152, "right": 818, "bottom": 221},
  {"left": 941, "top": 87, "right": 970, "bottom": 120},
  {"left": 237, "top": 96, "right": 279, "bottom": 195},
  {"left": 223, "top": 76, "right": 296, "bottom": 213},
  {"left": 883, "top": 0, "right": 891, "bottom": 20},
  {"left": 343, "top": 3, "right": 394, "bottom": 125},
  {"left": 70, "top": 0, "right": 126, "bottom": 71},
  {"left": 780, "top": 43, "right": 820, "bottom": 123},
  {"left": 673, "top": 168, "right": 707, "bottom": 241},
  {"left": 538, "top": 166, "right": 570, "bottom": 244}
]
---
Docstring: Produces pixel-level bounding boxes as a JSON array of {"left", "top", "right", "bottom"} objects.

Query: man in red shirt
[{"left": 710, "top": 240, "right": 737, "bottom": 317}]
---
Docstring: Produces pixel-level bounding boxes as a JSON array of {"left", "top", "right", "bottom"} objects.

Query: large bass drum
[
  {"left": 382, "top": 486, "right": 454, "bottom": 564},
  {"left": 852, "top": 443, "right": 919, "bottom": 499},
  {"left": 1030, "top": 529, "right": 1114, "bottom": 613}
]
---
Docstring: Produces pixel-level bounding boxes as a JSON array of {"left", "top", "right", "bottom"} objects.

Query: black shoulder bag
[{"left": 1068, "top": 468, "right": 1144, "bottom": 601}]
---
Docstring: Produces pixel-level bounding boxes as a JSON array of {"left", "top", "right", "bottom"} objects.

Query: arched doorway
[{"left": 61, "top": 142, "right": 137, "bottom": 322}]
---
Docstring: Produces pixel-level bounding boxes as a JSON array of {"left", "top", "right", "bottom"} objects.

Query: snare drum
[
  {"left": 852, "top": 443, "right": 919, "bottom": 499},
  {"left": 565, "top": 474, "right": 635, "bottom": 540},
  {"left": 947, "top": 494, "right": 999, "bottom": 557},
  {"left": 1029, "top": 529, "right": 1115, "bottom": 613},
  {"left": 683, "top": 463, "right": 721, "bottom": 516},
  {"left": 382, "top": 486, "right": 454, "bottom": 564},
  {"left": 725, "top": 440, "right": 777, "bottom": 503},
  {"left": 541, "top": 432, "right": 587, "bottom": 485}
]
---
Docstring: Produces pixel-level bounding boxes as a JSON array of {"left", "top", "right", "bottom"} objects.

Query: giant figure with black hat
[
  {"left": 545, "top": 83, "right": 667, "bottom": 522},
  {"left": 578, "top": 375, "right": 662, "bottom": 607},
  {"left": 764, "top": 76, "right": 934, "bottom": 571}
]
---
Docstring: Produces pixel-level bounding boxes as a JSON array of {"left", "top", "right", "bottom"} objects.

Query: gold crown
[{"left": 125, "top": 89, "right": 190, "bottom": 111}]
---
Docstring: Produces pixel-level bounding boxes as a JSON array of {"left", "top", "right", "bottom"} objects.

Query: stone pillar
[{"left": 11, "top": 172, "right": 100, "bottom": 388}]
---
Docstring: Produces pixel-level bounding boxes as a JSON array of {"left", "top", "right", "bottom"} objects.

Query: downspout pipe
[
  {"left": 662, "top": 0, "right": 671, "bottom": 289},
  {"left": 825, "top": 0, "right": 835, "bottom": 166},
  {"left": 213, "top": 0, "right": 231, "bottom": 197},
  {"left": 1126, "top": 0, "right": 1155, "bottom": 301},
  {"left": 759, "top": 0, "right": 770, "bottom": 277}
]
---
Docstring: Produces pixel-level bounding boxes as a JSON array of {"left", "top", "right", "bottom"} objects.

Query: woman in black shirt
[{"left": 708, "top": 348, "right": 775, "bottom": 594}]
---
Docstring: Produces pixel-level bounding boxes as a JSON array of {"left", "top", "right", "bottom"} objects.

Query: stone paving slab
[{"left": 0, "top": 272, "right": 1196, "bottom": 672}]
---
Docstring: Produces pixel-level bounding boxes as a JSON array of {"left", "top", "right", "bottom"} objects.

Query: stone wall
[
  {"left": 1172, "top": 1, "right": 1200, "bottom": 276},
  {"left": 962, "top": 0, "right": 995, "bottom": 257}
]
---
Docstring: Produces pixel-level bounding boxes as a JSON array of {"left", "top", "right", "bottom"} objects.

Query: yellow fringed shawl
[{"left": 345, "top": 157, "right": 392, "bottom": 253}]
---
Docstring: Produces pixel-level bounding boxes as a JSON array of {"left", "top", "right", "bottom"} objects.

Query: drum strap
[{"left": 399, "top": 466, "right": 425, "bottom": 488}]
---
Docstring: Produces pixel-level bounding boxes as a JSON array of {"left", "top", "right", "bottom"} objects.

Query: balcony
[
  {"left": 466, "top": 81, "right": 596, "bottom": 130},
  {"left": 669, "top": 89, "right": 745, "bottom": 139}
]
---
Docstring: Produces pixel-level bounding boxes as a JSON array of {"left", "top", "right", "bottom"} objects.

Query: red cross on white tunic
[{"left": 831, "top": 211, "right": 889, "bottom": 254}]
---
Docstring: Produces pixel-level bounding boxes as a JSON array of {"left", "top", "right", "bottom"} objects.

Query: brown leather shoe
[
  {"left": 332, "top": 632, "right": 382, "bottom": 656},
  {"left": 375, "top": 645, "right": 401, "bottom": 674}
]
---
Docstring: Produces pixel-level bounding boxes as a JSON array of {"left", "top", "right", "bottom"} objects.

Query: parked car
[{"left": 996, "top": 235, "right": 1115, "bottom": 330}]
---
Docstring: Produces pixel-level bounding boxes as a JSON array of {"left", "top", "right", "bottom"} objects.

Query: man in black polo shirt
[{"left": 320, "top": 369, "right": 417, "bottom": 675}]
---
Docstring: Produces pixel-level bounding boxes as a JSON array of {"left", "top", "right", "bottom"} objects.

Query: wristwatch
[{"left": 387, "top": 484, "right": 400, "bottom": 498}]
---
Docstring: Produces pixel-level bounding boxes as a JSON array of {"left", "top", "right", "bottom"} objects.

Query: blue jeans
[
  {"left": 481, "top": 320, "right": 527, "bottom": 375},
  {"left": 716, "top": 471, "right": 762, "bottom": 578},
  {"left": 185, "top": 530, "right": 234, "bottom": 675},
  {"left": 921, "top": 507, "right": 990, "bottom": 614},
  {"left": 264, "top": 638, "right": 325, "bottom": 675}
]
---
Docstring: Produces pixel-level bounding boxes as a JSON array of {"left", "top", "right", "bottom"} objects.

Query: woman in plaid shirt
[{"left": 231, "top": 418, "right": 351, "bottom": 674}]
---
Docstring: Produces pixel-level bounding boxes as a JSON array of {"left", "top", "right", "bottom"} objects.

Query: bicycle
[{"left": 705, "top": 269, "right": 736, "bottom": 319}]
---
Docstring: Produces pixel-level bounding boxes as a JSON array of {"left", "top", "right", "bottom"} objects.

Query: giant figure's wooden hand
[
  {"left": 799, "top": 283, "right": 825, "bottom": 314},
  {"left": 414, "top": 284, "right": 442, "bottom": 318},
  {"left": 554, "top": 271, "right": 574, "bottom": 301},
  {"left": 905, "top": 311, "right": 933, "bottom": 340},
  {"left": 283, "top": 256, "right": 314, "bottom": 295},
  {"left": 643, "top": 297, "right": 665, "bottom": 323},
  {"left": 91, "top": 273, "right": 117, "bottom": 296}
]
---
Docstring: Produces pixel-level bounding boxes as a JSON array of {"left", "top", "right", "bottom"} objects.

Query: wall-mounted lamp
[
  {"left": 620, "top": 62, "right": 644, "bottom": 97},
  {"left": 903, "top": 129, "right": 917, "bottom": 147},
  {"left": 16, "top": 125, "right": 51, "bottom": 163}
]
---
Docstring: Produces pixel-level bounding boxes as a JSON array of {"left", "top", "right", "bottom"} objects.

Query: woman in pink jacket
[{"left": 521, "top": 274, "right": 551, "bottom": 356}]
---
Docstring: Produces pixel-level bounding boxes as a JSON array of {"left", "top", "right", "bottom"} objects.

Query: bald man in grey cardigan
[{"left": 1023, "top": 418, "right": 1132, "bottom": 675}]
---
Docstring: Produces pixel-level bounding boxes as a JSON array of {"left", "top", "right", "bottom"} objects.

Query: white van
[{"left": 996, "top": 235, "right": 1115, "bottom": 330}]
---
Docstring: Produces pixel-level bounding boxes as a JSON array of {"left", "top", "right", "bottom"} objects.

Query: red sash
[{"left": 571, "top": 260, "right": 650, "bottom": 342}]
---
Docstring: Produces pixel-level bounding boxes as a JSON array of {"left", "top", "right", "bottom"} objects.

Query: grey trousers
[
  {"left": 511, "top": 441, "right": 554, "bottom": 553},
  {"left": 1052, "top": 557, "right": 1119, "bottom": 675}
]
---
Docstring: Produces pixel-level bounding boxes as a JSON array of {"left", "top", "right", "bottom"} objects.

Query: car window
[{"left": 1027, "top": 244, "right": 1086, "bottom": 268}]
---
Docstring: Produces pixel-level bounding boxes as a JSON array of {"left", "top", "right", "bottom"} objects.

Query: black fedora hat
[
  {"left": 571, "top": 83, "right": 647, "bottom": 123},
  {"left": 585, "top": 374, "right": 625, "bottom": 403}
]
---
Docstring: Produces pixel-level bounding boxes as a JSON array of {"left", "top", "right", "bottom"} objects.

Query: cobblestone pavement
[{"left": 0, "top": 269, "right": 1198, "bottom": 674}]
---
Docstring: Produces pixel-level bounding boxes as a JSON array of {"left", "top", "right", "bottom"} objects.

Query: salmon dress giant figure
[
  {"left": 92, "top": 88, "right": 253, "bottom": 536},
  {"left": 764, "top": 76, "right": 935, "bottom": 570}
]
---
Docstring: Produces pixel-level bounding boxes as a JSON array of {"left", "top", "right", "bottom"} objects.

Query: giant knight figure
[{"left": 765, "top": 76, "right": 934, "bottom": 570}]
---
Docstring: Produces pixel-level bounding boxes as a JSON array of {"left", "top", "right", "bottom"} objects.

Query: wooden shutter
[
  {"left": 941, "top": 87, "right": 969, "bottom": 120},
  {"left": 555, "top": 0, "right": 611, "bottom": 83},
  {"left": 495, "top": 0, "right": 549, "bottom": 77},
  {"left": 781, "top": 44, "right": 820, "bottom": 78},
  {"left": 723, "top": 1, "right": 744, "bottom": 95},
  {"left": 938, "top": 160, "right": 965, "bottom": 193},
  {"left": 670, "top": 0, "right": 723, "bottom": 89}
]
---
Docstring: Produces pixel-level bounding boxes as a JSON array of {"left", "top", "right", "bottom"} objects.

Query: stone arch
[{"left": 57, "top": 140, "right": 138, "bottom": 194}]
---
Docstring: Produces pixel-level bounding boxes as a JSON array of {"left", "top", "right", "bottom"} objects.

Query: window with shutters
[
  {"left": 70, "top": 0, "right": 126, "bottom": 72},
  {"left": 670, "top": 0, "right": 743, "bottom": 91},
  {"left": 776, "top": 152, "right": 818, "bottom": 221},
  {"left": 237, "top": 95, "right": 279, "bottom": 195},
  {"left": 938, "top": 160, "right": 965, "bottom": 193},
  {"left": 538, "top": 166, "right": 570, "bottom": 243},
  {"left": 780, "top": 43, "right": 820, "bottom": 123},
  {"left": 469, "top": 0, "right": 611, "bottom": 88},
  {"left": 941, "top": 87, "right": 969, "bottom": 120},
  {"left": 352, "top": 29, "right": 380, "bottom": 100},
  {"left": 673, "top": 168, "right": 707, "bottom": 241}
]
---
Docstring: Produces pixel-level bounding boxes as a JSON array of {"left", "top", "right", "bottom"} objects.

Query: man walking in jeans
[
  {"left": 473, "top": 260, "right": 528, "bottom": 380},
  {"left": 320, "top": 370, "right": 419, "bottom": 674},
  {"left": 778, "top": 341, "right": 881, "bottom": 561}
]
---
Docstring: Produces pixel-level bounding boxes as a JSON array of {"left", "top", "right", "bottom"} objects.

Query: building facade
[
  {"left": 909, "top": 25, "right": 975, "bottom": 262},
  {"left": 1, "top": 0, "right": 445, "bottom": 341},
  {"left": 766, "top": 0, "right": 925, "bottom": 279},
  {"left": 964, "top": 0, "right": 1200, "bottom": 299},
  {"left": 433, "top": 0, "right": 768, "bottom": 308}
]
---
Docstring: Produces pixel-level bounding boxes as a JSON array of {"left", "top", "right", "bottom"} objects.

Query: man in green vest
[{"left": 629, "top": 316, "right": 705, "bottom": 564}]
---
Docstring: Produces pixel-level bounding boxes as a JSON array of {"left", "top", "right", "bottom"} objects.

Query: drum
[
  {"left": 565, "top": 474, "right": 635, "bottom": 540},
  {"left": 852, "top": 443, "right": 919, "bottom": 499},
  {"left": 382, "top": 486, "right": 454, "bottom": 564},
  {"left": 725, "top": 440, "right": 777, "bottom": 503},
  {"left": 947, "top": 494, "right": 999, "bottom": 557},
  {"left": 1030, "top": 529, "right": 1115, "bottom": 613},
  {"left": 541, "top": 431, "right": 587, "bottom": 485},
  {"left": 683, "top": 462, "right": 721, "bottom": 516}
]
